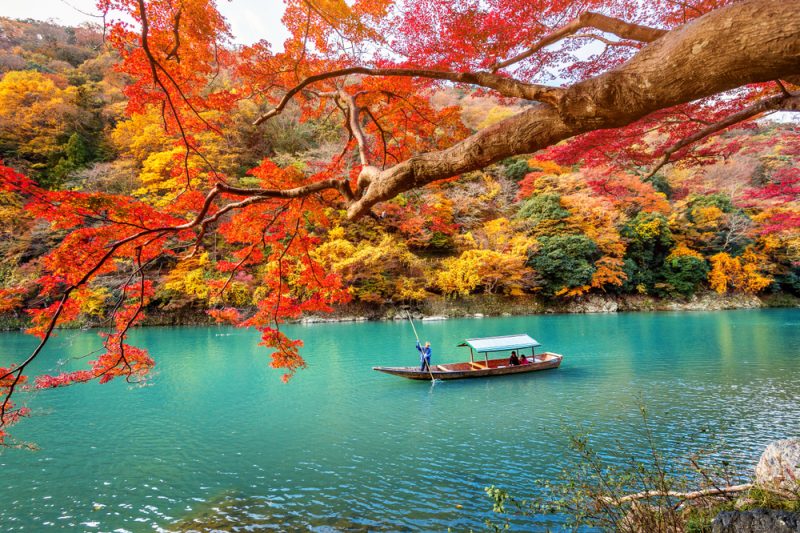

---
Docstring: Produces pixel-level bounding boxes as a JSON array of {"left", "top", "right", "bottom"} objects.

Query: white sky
[{"left": 0, "top": 0, "right": 290, "bottom": 47}]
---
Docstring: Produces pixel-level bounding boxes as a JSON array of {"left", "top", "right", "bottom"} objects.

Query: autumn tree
[{"left": 1, "top": 0, "right": 800, "bottom": 444}]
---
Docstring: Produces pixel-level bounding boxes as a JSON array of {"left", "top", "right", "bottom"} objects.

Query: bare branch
[
  {"left": 490, "top": 11, "right": 667, "bottom": 72},
  {"left": 600, "top": 483, "right": 753, "bottom": 506}
]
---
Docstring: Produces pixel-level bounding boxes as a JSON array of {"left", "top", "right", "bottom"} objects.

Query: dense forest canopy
[{"left": 0, "top": 0, "right": 798, "bottom": 444}]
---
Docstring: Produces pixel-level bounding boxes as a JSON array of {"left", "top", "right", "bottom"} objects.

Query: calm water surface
[{"left": 1, "top": 309, "right": 799, "bottom": 531}]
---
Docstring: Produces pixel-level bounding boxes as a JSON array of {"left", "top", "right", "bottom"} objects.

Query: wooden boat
[{"left": 373, "top": 333, "right": 563, "bottom": 381}]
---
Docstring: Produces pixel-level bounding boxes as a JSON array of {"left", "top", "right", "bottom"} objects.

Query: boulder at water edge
[
  {"left": 712, "top": 509, "right": 800, "bottom": 532},
  {"left": 755, "top": 438, "right": 800, "bottom": 493}
]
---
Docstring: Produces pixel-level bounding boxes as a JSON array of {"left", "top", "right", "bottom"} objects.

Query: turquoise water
[{"left": 1, "top": 309, "right": 799, "bottom": 531}]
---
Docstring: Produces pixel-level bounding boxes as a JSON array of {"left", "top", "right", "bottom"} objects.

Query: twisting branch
[
  {"left": 643, "top": 92, "right": 800, "bottom": 180},
  {"left": 490, "top": 11, "right": 668, "bottom": 72},
  {"left": 253, "top": 67, "right": 564, "bottom": 126},
  {"left": 339, "top": 91, "right": 371, "bottom": 167}
]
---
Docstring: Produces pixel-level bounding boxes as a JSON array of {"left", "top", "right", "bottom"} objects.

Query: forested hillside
[{"left": 0, "top": 16, "right": 798, "bottom": 329}]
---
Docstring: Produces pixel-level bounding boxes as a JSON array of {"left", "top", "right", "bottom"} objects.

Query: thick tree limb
[
  {"left": 643, "top": 92, "right": 800, "bottom": 180},
  {"left": 345, "top": 0, "right": 800, "bottom": 218},
  {"left": 252, "top": 67, "right": 564, "bottom": 125},
  {"left": 490, "top": 11, "right": 668, "bottom": 72}
]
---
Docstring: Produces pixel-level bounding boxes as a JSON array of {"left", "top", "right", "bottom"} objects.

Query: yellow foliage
[
  {"left": 118, "top": 106, "right": 239, "bottom": 205},
  {"left": 436, "top": 255, "right": 482, "bottom": 297},
  {"left": 314, "top": 233, "right": 426, "bottom": 303},
  {"left": 111, "top": 107, "right": 172, "bottom": 161},
  {"left": 476, "top": 106, "right": 515, "bottom": 129},
  {"left": 667, "top": 244, "right": 704, "bottom": 261},
  {"left": 555, "top": 285, "right": 591, "bottom": 298},
  {"left": 454, "top": 231, "right": 478, "bottom": 250},
  {"left": 635, "top": 217, "right": 667, "bottom": 240},
  {"left": 477, "top": 174, "right": 501, "bottom": 203},
  {"left": 311, "top": 234, "right": 357, "bottom": 269},
  {"left": 220, "top": 282, "right": 252, "bottom": 307},
  {"left": 708, "top": 249, "right": 772, "bottom": 294},
  {"left": 435, "top": 249, "right": 530, "bottom": 297},
  {"left": 0, "top": 70, "right": 75, "bottom": 160},
  {"left": 591, "top": 257, "right": 627, "bottom": 289},
  {"left": 394, "top": 278, "right": 428, "bottom": 302},
  {"left": 327, "top": 226, "right": 346, "bottom": 240},
  {"left": 527, "top": 159, "right": 568, "bottom": 175},
  {"left": 691, "top": 206, "right": 724, "bottom": 228},
  {"left": 472, "top": 218, "right": 536, "bottom": 256},
  {"left": 77, "top": 286, "right": 111, "bottom": 317},
  {"left": 164, "top": 253, "right": 212, "bottom": 300}
]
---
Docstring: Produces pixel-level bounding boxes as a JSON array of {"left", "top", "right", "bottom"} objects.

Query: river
[{"left": 1, "top": 309, "right": 799, "bottom": 531}]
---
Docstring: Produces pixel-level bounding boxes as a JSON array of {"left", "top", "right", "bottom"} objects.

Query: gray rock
[
  {"left": 712, "top": 509, "right": 800, "bottom": 532},
  {"left": 755, "top": 439, "right": 800, "bottom": 493}
]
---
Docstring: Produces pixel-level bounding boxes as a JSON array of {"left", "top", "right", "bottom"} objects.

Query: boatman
[{"left": 416, "top": 341, "right": 432, "bottom": 371}]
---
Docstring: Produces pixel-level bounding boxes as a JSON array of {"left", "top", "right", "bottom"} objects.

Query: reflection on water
[{"left": 0, "top": 309, "right": 798, "bottom": 531}]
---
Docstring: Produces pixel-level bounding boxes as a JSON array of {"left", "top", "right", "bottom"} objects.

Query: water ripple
[{"left": 0, "top": 309, "right": 798, "bottom": 531}]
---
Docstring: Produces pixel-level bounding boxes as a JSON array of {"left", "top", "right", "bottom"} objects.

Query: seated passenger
[
  {"left": 518, "top": 352, "right": 529, "bottom": 365},
  {"left": 508, "top": 351, "right": 520, "bottom": 366}
]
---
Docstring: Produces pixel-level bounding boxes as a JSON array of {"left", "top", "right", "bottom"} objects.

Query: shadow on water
[{"left": 167, "top": 490, "right": 408, "bottom": 532}]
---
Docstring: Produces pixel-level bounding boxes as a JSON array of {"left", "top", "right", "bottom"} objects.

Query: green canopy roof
[{"left": 460, "top": 334, "right": 541, "bottom": 353}]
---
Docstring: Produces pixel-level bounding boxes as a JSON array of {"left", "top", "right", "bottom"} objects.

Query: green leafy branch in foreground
[{"left": 484, "top": 405, "right": 800, "bottom": 532}]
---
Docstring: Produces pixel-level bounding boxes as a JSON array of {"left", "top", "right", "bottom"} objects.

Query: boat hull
[{"left": 373, "top": 352, "right": 563, "bottom": 380}]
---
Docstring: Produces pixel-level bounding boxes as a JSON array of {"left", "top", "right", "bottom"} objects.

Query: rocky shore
[
  {"left": 293, "top": 292, "right": 799, "bottom": 324},
  {"left": 0, "top": 292, "right": 797, "bottom": 330}
]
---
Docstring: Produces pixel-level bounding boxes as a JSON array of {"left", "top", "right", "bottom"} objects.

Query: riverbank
[
  {"left": 296, "top": 291, "right": 800, "bottom": 324},
  {"left": 0, "top": 291, "right": 797, "bottom": 330}
]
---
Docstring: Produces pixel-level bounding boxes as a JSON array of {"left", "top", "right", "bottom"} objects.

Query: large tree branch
[
  {"left": 345, "top": 0, "right": 800, "bottom": 218},
  {"left": 253, "top": 67, "right": 564, "bottom": 126},
  {"left": 490, "top": 11, "right": 668, "bottom": 72}
]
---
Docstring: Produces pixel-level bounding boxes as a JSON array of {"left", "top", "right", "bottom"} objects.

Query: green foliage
[
  {"left": 685, "top": 193, "right": 737, "bottom": 216},
  {"left": 658, "top": 255, "right": 709, "bottom": 297},
  {"left": 501, "top": 158, "right": 530, "bottom": 181},
  {"left": 482, "top": 406, "right": 760, "bottom": 533},
  {"left": 527, "top": 235, "right": 599, "bottom": 296},
  {"left": 645, "top": 173, "right": 672, "bottom": 199},
  {"left": 774, "top": 267, "right": 800, "bottom": 296},
  {"left": 516, "top": 193, "right": 569, "bottom": 228},
  {"left": 621, "top": 212, "right": 675, "bottom": 294},
  {"left": 64, "top": 132, "right": 89, "bottom": 166}
]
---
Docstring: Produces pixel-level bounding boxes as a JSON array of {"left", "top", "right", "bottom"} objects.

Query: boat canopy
[{"left": 459, "top": 334, "right": 541, "bottom": 353}]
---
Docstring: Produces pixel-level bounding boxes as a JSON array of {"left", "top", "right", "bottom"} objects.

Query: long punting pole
[{"left": 406, "top": 311, "right": 436, "bottom": 382}]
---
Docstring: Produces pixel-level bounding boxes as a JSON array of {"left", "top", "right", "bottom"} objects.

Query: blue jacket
[{"left": 416, "top": 341, "right": 432, "bottom": 362}]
